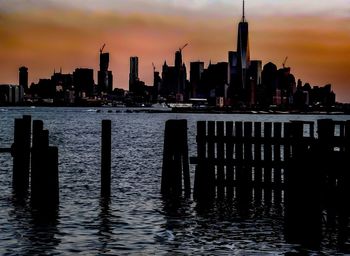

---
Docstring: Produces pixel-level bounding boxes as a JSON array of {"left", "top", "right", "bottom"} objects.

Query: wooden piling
[
  {"left": 161, "top": 119, "right": 190, "bottom": 197},
  {"left": 317, "top": 119, "right": 336, "bottom": 231},
  {"left": 338, "top": 120, "right": 350, "bottom": 248},
  {"left": 30, "top": 120, "right": 59, "bottom": 211},
  {"left": 101, "top": 120, "right": 112, "bottom": 197},
  {"left": 194, "top": 121, "right": 207, "bottom": 199},
  {"left": 235, "top": 122, "right": 244, "bottom": 201},
  {"left": 207, "top": 121, "right": 216, "bottom": 198},
  {"left": 273, "top": 122, "right": 282, "bottom": 203},
  {"left": 31, "top": 120, "right": 44, "bottom": 206},
  {"left": 263, "top": 122, "right": 272, "bottom": 204},
  {"left": 285, "top": 121, "right": 322, "bottom": 248},
  {"left": 216, "top": 121, "right": 225, "bottom": 199},
  {"left": 244, "top": 122, "right": 253, "bottom": 201},
  {"left": 254, "top": 122, "right": 262, "bottom": 203},
  {"left": 225, "top": 122, "right": 234, "bottom": 199},
  {"left": 12, "top": 115, "right": 32, "bottom": 196}
]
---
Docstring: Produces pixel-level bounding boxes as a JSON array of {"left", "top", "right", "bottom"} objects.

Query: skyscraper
[
  {"left": 98, "top": 45, "right": 113, "bottom": 94},
  {"left": 190, "top": 61, "right": 204, "bottom": 98},
  {"left": 129, "top": 56, "right": 139, "bottom": 93},
  {"left": 19, "top": 66, "right": 28, "bottom": 91},
  {"left": 236, "top": 0, "right": 250, "bottom": 101}
]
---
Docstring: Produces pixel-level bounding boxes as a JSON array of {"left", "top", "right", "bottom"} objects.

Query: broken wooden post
[
  {"left": 12, "top": 115, "right": 31, "bottom": 197},
  {"left": 30, "top": 120, "right": 59, "bottom": 211},
  {"left": 285, "top": 120, "right": 322, "bottom": 249}
]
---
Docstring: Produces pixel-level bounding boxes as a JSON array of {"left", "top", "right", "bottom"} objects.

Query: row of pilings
[
  {"left": 1, "top": 115, "right": 112, "bottom": 214},
  {"left": 161, "top": 119, "right": 350, "bottom": 250}
]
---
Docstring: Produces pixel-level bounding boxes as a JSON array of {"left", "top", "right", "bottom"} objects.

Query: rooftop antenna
[{"left": 242, "top": 0, "right": 246, "bottom": 22}]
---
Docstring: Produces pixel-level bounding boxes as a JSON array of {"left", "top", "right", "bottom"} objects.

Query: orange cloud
[{"left": 0, "top": 10, "right": 349, "bottom": 102}]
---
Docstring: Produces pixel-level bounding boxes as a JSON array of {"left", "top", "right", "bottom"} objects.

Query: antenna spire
[{"left": 243, "top": 0, "right": 246, "bottom": 22}]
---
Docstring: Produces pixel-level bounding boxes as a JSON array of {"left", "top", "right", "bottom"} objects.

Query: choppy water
[{"left": 0, "top": 107, "right": 349, "bottom": 255}]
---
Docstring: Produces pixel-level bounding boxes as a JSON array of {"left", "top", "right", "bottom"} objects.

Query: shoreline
[{"left": 1, "top": 105, "right": 349, "bottom": 115}]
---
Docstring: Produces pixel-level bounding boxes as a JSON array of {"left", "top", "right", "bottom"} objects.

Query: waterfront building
[
  {"left": 190, "top": 61, "right": 205, "bottom": 98},
  {"left": 19, "top": 66, "right": 28, "bottom": 92},
  {"left": 153, "top": 70, "right": 162, "bottom": 101},
  {"left": 248, "top": 60, "right": 262, "bottom": 106},
  {"left": 235, "top": 0, "right": 251, "bottom": 103},
  {"left": 73, "top": 68, "right": 94, "bottom": 98},
  {"left": 129, "top": 56, "right": 139, "bottom": 93},
  {"left": 261, "top": 62, "right": 278, "bottom": 107},
  {"left": 0, "top": 84, "right": 24, "bottom": 104},
  {"left": 98, "top": 51, "right": 113, "bottom": 94},
  {"left": 160, "top": 47, "right": 188, "bottom": 102}
]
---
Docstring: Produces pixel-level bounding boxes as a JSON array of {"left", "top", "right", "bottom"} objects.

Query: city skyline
[{"left": 0, "top": 0, "right": 349, "bottom": 102}]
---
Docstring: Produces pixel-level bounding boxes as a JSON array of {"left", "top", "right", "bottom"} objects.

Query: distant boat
[{"left": 167, "top": 103, "right": 193, "bottom": 108}]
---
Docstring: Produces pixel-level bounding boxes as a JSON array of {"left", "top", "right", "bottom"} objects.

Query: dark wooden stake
[
  {"left": 31, "top": 118, "right": 59, "bottom": 211},
  {"left": 12, "top": 115, "right": 31, "bottom": 197},
  {"left": 285, "top": 121, "right": 322, "bottom": 249},
  {"left": 101, "top": 120, "right": 112, "bottom": 197},
  {"left": 161, "top": 119, "right": 190, "bottom": 197}
]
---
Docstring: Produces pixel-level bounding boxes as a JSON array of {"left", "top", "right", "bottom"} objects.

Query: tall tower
[
  {"left": 129, "top": 56, "right": 139, "bottom": 93},
  {"left": 236, "top": 0, "right": 250, "bottom": 101},
  {"left": 19, "top": 66, "right": 28, "bottom": 91},
  {"left": 98, "top": 44, "right": 113, "bottom": 93}
]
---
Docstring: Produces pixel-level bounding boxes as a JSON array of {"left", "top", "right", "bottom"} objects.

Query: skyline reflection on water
[{"left": 0, "top": 107, "right": 349, "bottom": 255}]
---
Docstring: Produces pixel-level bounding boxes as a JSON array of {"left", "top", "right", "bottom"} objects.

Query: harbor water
[{"left": 0, "top": 107, "right": 349, "bottom": 255}]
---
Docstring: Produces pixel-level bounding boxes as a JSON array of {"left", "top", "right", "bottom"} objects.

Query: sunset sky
[{"left": 0, "top": 0, "right": 349, "bottom": 102}]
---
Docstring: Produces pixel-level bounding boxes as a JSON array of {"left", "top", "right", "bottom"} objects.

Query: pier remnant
[
  {"left": 31, "top": 120, "right": 59, "bottom": 210},
  {"left": 101, "top": 120, "right": 112, "bottom": 197},
  {"left": 12, "top": 115, "right": 31, "bottom": 197},
  {"left": 161, "top": 119, "right": 190, "bottom": 197}
]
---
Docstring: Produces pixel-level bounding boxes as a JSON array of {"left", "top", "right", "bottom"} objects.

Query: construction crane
[
  {"left": 282, "top": 56, "right": 288, "bottom": 68},
  {"left": 179, "top": 43, "right": 188, "bottom": 52},
  {"left": 100, "top": 43, "right": 106, "bottom": 54}
]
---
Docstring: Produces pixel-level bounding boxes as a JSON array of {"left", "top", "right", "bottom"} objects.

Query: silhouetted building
[
  {"left": 51, "top": 70, "right": 74, "bottom": 103},
  {"left": 190, "top": 61, "right": 204, "bottom": 98},
  {"left": 261, "top": 62, "right": 278, "bottom": 106},
  {"left": 29, "top": 79, "right": 55, "bottom": 100},
  {"left": 200, "top": 62, "right": 229, "bottom": 105},
  {"left": 153, "top": 71, "right": 162, "bottom": 100},
  {"left": 248, "top": 60, "right": 262, "bottom": 106},
  {"left": 19, "top": 66, "right": 28, "bottom": 92},
  {"left": 129, "top": 56, "right": 139, "bottom": 93},
  {"left": 277, "top": 67, "right": 296, "bottom": 105},
  {"left": 160, "top": 48, "right": 188, "bottom": 102},
  {"left": 73, "top": 68, "right": 94, "bottom": 98},
  {"left": 236, "top": 0, "right": 250, "bottom": 103},
  {"left": 98, "top": 49, "right": 113, "bottom": 94},
  {"left": 0, "top": 84, "right": 23, "bottom": 104}
]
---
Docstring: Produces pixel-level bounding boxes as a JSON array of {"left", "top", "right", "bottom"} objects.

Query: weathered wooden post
[
  {"left": 317, "top": 119, "right": 336, "bottom": 229},
  {"left": 101, "top": 120, "right": 112, "bottom": 197},
  {"left": 161, "top": 119, "right": 190, "bottom": 197},
  {"left": 216, "top": 121, "right": 225, "bottom": 199},
  {"left": 12, "top": 115, "right": 31, "bottom": 197},
  {"left": 225, "top": 121, "right": 234, "bottom": 199},
  {"left": 30, "top": 120, "right": 59, "bottom": 211},
  {"left": 31, "top": 120, "right": 45, "bottom": 207},
  {"left": 338, "top": 120, "right": 350, "bottom": 248},
  {"left": 254, "top": 122, "right": 262, "bottom": 203},
  {"left": 273, "top": 122, "right": 282, "bottom": 203},
  {"left": 263, "top": 122, "right": 272, "bottom": 204},
  {"left": 285, "top": 120, "right": 322, "bottom": 248},
  {"left": 193, "top": 121, "right": 208, "bottom": 199}
]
